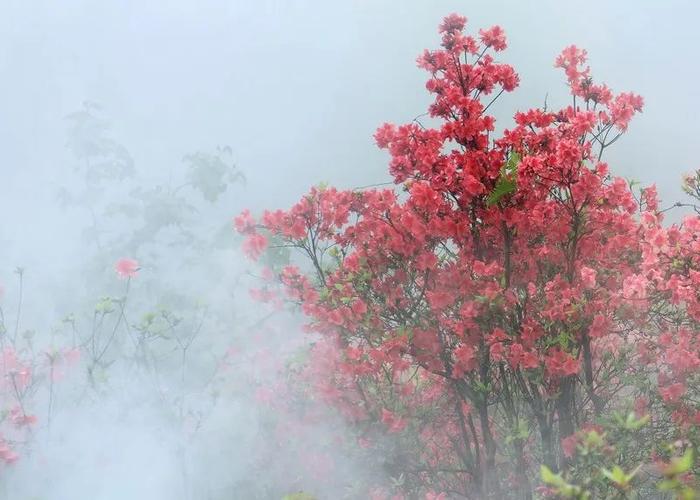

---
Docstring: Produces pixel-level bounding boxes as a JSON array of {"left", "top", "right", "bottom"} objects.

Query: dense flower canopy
[{"left": 237, "top": 13, "right": 699, "bottom": 500}]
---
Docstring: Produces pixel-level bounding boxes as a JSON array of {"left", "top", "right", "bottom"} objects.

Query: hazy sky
[{"left": 1, "top": 0, "right": 699, "bottom": 267}]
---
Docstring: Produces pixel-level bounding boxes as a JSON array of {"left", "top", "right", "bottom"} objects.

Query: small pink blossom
[
  {"left": 10, "top": 407, "right": 37, "bottom": 428},
  {"left": 0, "top": 440, "right": 18, "bottom": 465},
  {"left": 425, "top": 492, "right": 448, "bottom": 500},
  {"left": 233, "top": 209, "right": 256, "bottom": 234},
  {"left": 358, "top": 437, "right": 372, "bottom": 448},
  {"left": 63, "top": 348, "right": 81, "bottom": 365},
  {"left": 561, "top": 434, "right": 578, "bottom": 459},
  {"left": 438, "top": 13, "right": 467, "bottom": 34},
  {"left": 660, "top": 382, "right": 686, "bottom": 403},
  {"left": 115, "top": 258, "right": 139, "bottom": 279},
  {"left": 579, "top": 266, "right": 597, "bottom": 289},
  {"left": 242, "top": 233, "right": 268, "bottom": 260},
  {"left": 381, "top": 408, "right": 407, "bottom": 433},
  {"left": 479, "top": 26, "right": 507, "bottom": 51},
  {"left": 521, "top": 350, "right": 540, "bottom": 370}
]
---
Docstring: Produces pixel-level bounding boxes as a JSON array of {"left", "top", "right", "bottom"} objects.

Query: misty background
[
  {"left": 0, "top": 1, "right": 698, "bottom": 498},
  {"left": 2, "top": 0, "right": 699, "bottom": 273}
]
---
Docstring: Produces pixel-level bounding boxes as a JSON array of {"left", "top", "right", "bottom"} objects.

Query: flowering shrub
[
  {"left": 238, "top": 13, "right": 700, "bottom": 499},
  {"left": 0, "top": 268, "right": 83, "bottom": 469},
  {"left": 0, "top": 106, "right": 262, "bottom": 496}
]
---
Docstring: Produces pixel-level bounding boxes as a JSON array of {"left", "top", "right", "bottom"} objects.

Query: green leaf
[
  {"left": 624, "top": 411, "right": 650, "bottom": 430},
  {"left": 663, "top": 449, "right": 694, "bottom": 477},
  {"left": 541, "top": 465, "right": 565, "bottom": 487},
  {"left": 486, "top": 151, "right": 520, "bottom": 207},
  {"left": 506, "top": 420, "right": 530, "bottom": 444},
  {"left": 95, "top": 297, "right": 115, "bottom": 314},
  {"left": 681, "top": 487, "right": 697, "bottom": 500},
  {"left": 541, "top": 465, "right": 591, "bottom": 498},
  {"left": 505, "top": 151, "right": 521, "bottom": 173},
  {"left": 658, "top": 479, "right": 678, "bottom": 492},
  {"left": 282, "top": 493, "right": 316, "bottom": 500},
  {"left": 486, "top": 177, "right": 516, "bottom": 206},
  {"left": 474, "top": 380, "right": 490, "bottom": 394},
  {"left": 582, "top": 429, "right": 605, "bottom": 450},
  {"left": 601, "top": 465, "right": 636, "bottom": 488}
]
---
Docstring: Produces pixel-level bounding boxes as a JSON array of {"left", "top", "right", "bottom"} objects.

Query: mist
[{"left": 1, "top": 1, "right": 699, "bottom": 499}]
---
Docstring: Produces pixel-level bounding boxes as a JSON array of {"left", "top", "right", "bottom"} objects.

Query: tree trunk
[{"left": 556, "top": 376, "right": 576, "bottom": 469}]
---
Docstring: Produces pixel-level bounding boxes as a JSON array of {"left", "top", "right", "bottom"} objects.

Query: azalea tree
[{"left": 237, "top": 13, "right": 699, "bottom": 499}]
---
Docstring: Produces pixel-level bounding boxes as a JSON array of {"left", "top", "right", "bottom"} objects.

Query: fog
[{"left": 0, "top": 1, "right": 698, "bottom": 498}]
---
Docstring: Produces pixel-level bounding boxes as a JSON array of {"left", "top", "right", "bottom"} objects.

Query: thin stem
[{"left": 13, "top": 268, "right": 24, "bottom": 344}]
